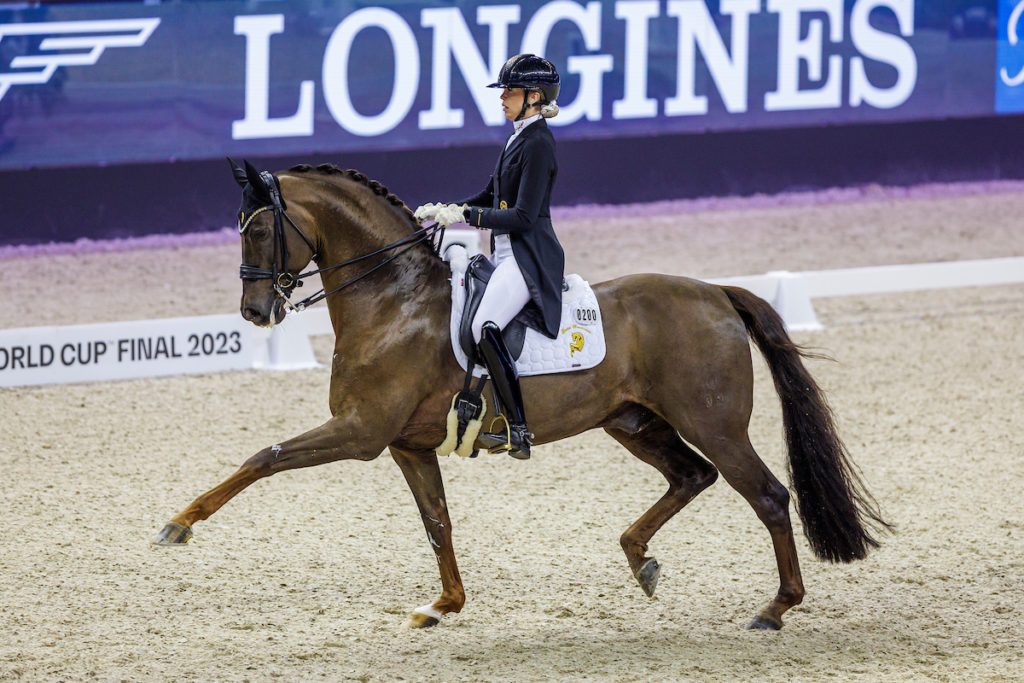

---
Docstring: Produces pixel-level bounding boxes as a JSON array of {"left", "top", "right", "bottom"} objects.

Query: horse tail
[{"left": 719, "top": 285, "right": 891, "bottom": 562}]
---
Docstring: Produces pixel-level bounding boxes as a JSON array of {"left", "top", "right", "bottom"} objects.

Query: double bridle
[{"left": 238, "top": 171, "right": 445, "bottom": 313}]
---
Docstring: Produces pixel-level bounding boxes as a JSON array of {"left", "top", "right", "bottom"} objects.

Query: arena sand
[{"left": 1, "top": 185, "right": 1022, "bottom": 681}]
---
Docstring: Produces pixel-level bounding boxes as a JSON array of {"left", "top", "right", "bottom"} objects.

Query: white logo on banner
[
  {"left": 233, "top": 1, "right": 919, "bottom": 140},
  {"left": 0, "top": 18, "right": 160, "bottom": 102},
  {"left": 1002, "top": 0, "right": 1024, "bottom": 86}
]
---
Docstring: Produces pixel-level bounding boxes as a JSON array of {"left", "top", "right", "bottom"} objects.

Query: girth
[{"left": 458, "top": 254, "right": 527, "bottom": 361}]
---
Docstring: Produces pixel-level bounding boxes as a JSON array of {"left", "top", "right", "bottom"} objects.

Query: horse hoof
[
  {"left": 635, "top": 557, "right": 661, "bottom": 598},
  {"left": 408, "top": 613, "right": 439, "bottom": 628},
  {"left": 152, "top": 522, "right": 193, "bottom": 545},
  {"left": 747, "top": 614, "right": 783, "bottom": 630},
  {"left": 407, "top": 605, "right": 442, "bottom": 629}
]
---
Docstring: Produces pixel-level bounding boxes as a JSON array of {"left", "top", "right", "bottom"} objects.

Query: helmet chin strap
[{"left": 515, "top": 88, "right": 536, "bottom": 121}]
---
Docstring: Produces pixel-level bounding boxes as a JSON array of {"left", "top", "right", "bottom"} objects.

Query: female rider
[{"left": 417, "top": 54, "right": 564, "bottom": 459}]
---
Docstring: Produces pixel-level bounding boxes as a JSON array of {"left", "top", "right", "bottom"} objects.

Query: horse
[{"left": 153, "top": 160, "right": 889, "bottom": 630}]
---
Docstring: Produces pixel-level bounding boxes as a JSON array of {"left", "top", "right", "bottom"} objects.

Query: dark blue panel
[{"left": 0, "top": 0, "right": 1010, "bottom": 171}]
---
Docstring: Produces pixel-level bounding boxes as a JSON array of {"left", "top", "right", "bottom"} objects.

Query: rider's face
[{"left": 500, "top": 87, "right": 538, "bottom": 121}]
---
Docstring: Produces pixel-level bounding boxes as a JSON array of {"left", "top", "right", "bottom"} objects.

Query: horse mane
[
  {"left": 286, "top": 164, "right": 447, "bottom": 281},
  {"left": 287, "top": 163, "right": 421, "bottom": 234}
]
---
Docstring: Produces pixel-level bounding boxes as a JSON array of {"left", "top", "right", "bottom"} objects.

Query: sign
[
  {"left": 998, "top": 0, "right": 1024, "bottom": 112},
  {"left": 0, "top": 313, "right": 256, "bottom": 387},
  {"left": 0, "top": 1, "right": 1009, "bottom": 172}
]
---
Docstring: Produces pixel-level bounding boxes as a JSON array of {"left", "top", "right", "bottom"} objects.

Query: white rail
[
  {"left": 709, "top": 257, "right": 1024, "bottom": 330},
  {"left": 2, "top": 256, "right": 1021, "bottom": 386}
]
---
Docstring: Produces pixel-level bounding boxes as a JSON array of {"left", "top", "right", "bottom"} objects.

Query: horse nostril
[{"left": 242, "top": 306, "right": 263, "bottom": 323}]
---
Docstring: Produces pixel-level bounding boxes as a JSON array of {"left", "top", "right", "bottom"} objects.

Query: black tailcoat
[{"left": 460, "top": 119, "right": 565, "bottom": 339}]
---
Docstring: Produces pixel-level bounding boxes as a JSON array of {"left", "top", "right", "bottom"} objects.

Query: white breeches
[{"left": 471, "top": 237, "right": 530, "bottom": 343}]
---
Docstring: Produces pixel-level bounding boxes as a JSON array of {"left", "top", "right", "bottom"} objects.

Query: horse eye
[{"left": 251, "top": 226, "right": 271, "bottom": 240}]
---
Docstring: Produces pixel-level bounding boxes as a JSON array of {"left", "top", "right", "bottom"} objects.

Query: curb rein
[{"left": 238, "top": 171, "right": 445, "bottom": 313}]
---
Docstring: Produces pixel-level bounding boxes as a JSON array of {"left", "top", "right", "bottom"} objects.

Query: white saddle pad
[{"left": 445, "top": 245, "right": 606, "bottom": 377}]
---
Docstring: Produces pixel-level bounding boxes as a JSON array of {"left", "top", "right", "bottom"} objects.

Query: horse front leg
[
  {"left": 388, "top": 446, "right": 465, "bottom": 628},
  {"left": 153, "top": 416, "right": 382, "bottom": 545}
]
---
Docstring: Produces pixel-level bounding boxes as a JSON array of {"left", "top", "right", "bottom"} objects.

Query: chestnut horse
[{"left": 154, "top": 162, "right": 888, "bottom": 630}]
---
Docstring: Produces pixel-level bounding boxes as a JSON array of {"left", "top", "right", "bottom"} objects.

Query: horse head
[
  {"left": 229, "top": 159, "right": 447, "bottom": 329},
  {"left": 229, "top": 159, "right": 319, "bottom": 327}
]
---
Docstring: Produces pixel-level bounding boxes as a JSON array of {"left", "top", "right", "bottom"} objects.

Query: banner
[
  {"left": 0, "top": 1, "right": 1010, "bottom": 172},
  {"left": 0, "top": 314, "right": 258, "bottom": 387}
]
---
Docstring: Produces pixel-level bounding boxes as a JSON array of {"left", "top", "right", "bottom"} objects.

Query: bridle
[{"left": 238, "top": 171, "right": 445, "bottom": 313}]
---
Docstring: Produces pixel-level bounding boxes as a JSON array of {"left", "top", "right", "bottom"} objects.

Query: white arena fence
[
  {"left": 709, "top": 256, "right": 1024, "bottom": 331},
  {"left": 2, "top": 238, "right": 1022, "bottom": 388}
]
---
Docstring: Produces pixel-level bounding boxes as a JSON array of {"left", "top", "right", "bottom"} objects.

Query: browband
[{"left": 239, "top": 205, "right": 273, "bottom": 233}]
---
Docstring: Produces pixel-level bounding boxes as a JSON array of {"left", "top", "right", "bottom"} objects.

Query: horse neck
[{"left": 307, "top": 181, "right": 450, "bottom": 334}]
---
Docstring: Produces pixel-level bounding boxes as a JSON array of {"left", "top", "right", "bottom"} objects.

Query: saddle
[
  {"left": 445, "top": 245, "right": 606, "bottom": 379},
  {"left": 458, "top": 254, "right": 527, "bottom": 361},
  {"left": 437, "top": 246, "right": 607, "bottom": 457}
]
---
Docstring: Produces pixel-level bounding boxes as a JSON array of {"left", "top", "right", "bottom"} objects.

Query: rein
[{"left": 239, "top": 171, "right": 445, "bottom": 313}]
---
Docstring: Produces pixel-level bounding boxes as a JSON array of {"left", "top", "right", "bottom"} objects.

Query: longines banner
[{"left": 0, "top": 0, "right": 1016, "bottom": 171}]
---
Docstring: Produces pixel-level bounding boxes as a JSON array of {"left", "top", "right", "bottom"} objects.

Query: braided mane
[
  {"left": 287, "top": 164, "right": 444, "bottom": 269},
  {"left": 287, "top": 163, "right": 420, "bottom": 233}
]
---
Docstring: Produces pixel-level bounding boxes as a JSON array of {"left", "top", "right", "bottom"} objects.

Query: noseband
[{"left": 239, "top": 171, "right": 444, "bottom": 313}]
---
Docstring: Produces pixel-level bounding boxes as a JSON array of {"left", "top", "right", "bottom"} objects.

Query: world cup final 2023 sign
[{"left": 0, "top": 0, "right": 1018, "bottom": 171}]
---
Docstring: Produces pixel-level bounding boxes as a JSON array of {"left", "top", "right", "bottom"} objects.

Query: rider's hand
[
  {"left": 414, "top": 202, "right": 441, "bottom": 221},
  {"left": 435, "top": 203, "right": 468, "bottom": 227}
]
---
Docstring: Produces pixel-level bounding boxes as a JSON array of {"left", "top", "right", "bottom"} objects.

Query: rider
[{"left": 417, "top": 54, "right": 565, "bottom": 459}]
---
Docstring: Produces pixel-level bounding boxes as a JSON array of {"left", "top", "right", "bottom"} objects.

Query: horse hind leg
[
  {"left": 689, "top": 432, "right": 806, "bottom": 630},
  {"left": 604, "top": 411, "right": 718, "bottom": 598}
]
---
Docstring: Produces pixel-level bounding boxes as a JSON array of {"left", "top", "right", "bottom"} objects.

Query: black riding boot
[{"left": 476, "top": 321, "right": 533, "bottom": 459}]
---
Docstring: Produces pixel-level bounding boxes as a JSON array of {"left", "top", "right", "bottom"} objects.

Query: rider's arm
[
  {"left": 457, "top": 176, "right": 494, "bottom": 208},
  {"left": 464, "top": 135, "right": 554, "bottom": 233}
]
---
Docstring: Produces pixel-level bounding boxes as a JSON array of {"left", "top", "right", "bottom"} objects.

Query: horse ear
[
  {"left": 244, "top": 160, "right": 261, "bottom": 184},
  {"left": 228, "top": 158, "right": 247, "bottom": 188}
]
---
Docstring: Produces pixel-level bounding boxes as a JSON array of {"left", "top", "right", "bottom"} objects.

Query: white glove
[
  {"left": 414, "top": 202, "right": 441, "bottom": 222},
  {"left": 435, "top": 203, "right": 468, "bottom": 227}
]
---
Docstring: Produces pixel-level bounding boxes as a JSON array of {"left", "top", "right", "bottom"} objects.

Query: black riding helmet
[{"left": 488, "top": 54, "right": 560, "bottom": 120}]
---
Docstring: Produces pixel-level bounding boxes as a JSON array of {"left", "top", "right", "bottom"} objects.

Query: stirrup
[
  {"left": 479, "top": 415, "right": 532, "bottom": 459},
  {"left": 486, "top": 416, "right": 510, "bottom": 453}
]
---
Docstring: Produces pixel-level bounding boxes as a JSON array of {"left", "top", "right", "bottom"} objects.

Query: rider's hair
[{"left": 522, "top": 87, "right": 558, "bottom": 119}]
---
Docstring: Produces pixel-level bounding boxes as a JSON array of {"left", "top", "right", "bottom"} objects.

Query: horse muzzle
[{"left": 241, "top": 296, "right": 286, "bottom": 327}]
